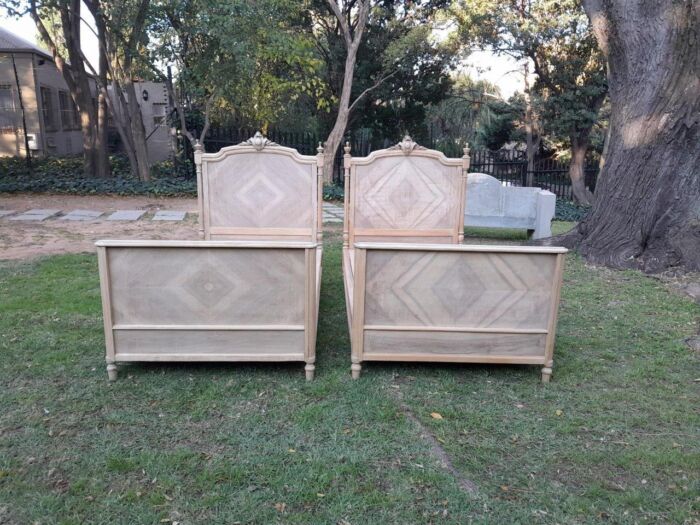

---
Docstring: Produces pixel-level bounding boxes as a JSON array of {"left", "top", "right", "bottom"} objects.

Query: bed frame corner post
[
  {"left": 304, "top": 246, "right": 318, "bottom": 381},
  {"left": 194, "top": 141, "right": 205, "bottom": 239},
  {"left": 542, "top": 252, "right": 565, "bottom": 383},
  {"left": 350, "top": 246, "right": 367, "bottom": 379},
  {"left": 97, "top": 245, "right": 117, "bottom": 381},
  {"left": 343, "top": 142, "right": 352, "bottom": 249},
  {"left": 316, "top": 142, "right": 324, "bottom": 243},
  {"left": 459, "top": 143, "right": 470, "bottom": 244}
]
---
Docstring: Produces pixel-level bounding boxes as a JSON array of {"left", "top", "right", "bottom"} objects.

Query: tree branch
[
  {"left": 326, "top": 0, "right": 352, "bottom": 47},
  {"left": 348, "top": 69, "right": 397, "bottom": 112},
  {"left": 198, "top": 92, "right": 217, "bottom": 144},
  {"left": 28, "top": 0, "right": 76, "bottom": 93}
]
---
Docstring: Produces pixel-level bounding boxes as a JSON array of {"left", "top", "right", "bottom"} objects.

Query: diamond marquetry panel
[
  {"left": 108, "top": 247, "right": 305, "bottom": 325},
  {"left": 364, "top": 250, "right": 555, "bottom": 329},
  {"left": 353, "top": 156, "right": 461, "bottom": 232},
  {"left": 206, "top": 152, "right": 314, "bottom": 229}
]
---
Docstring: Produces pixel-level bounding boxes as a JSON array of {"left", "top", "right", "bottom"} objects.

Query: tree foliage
[
  {"left": 150, "top": 0, "right": 327, "bottom": 137},
  {"left": 310, "top": 0, "right": 454, "bottom": 144},
  {"left": 452, "top": 0, "right": 607, "bottom": 203}
]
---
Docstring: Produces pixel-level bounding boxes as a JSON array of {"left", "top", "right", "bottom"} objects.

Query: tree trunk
[
  {"left": 124, "top": 82, "right": 151, "bottom": 181},
  {"left": 323, "top": 36, "right": 359, "bottom": 183},
  {"left": 95, "top": 11, "right": 110, "bottom": 178},
  {"left": 568, "top": 132, "right": 594, "bottom": 205},
  {"left": 322, "top": 0, "right": 370, "bottom": 183},
  {"left": 562, "top": 0, "right": 700, "bottom": 272},
  {"left": 10, "top": 53, "right": 32, "bottom": 173},
  {"left": 78, "top": 107, "right": 98, "bottom": 177},
  {"left": 523, "top": 62, "right": 535, "bottom": 186}
]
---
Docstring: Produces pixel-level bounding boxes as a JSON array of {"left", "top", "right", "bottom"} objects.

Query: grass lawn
[{"left": 0, "top": 223, "right": 698, "bottom": 524}]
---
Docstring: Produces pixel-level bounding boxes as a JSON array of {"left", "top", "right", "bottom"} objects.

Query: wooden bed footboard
[
  {"left": 347, "top": 243, "right": 567, "bottom": 382},
  {"left": 97, "top": 240, "right": 320, "bottom": 381}
]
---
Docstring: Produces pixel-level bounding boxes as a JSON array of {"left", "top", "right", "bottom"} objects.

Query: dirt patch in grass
[{"left": 0, "top": 194, "right": 198, "bottom": 260}]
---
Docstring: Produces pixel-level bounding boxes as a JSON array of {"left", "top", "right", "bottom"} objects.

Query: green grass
[{"left": 0, "top": 224, "right": 698, "bottom": 524}]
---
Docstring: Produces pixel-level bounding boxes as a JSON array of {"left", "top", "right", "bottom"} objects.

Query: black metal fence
[{"left": 183, "top": 127, "right": 598, "bottom": 200}]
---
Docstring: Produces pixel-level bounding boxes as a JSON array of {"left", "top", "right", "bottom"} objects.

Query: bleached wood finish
[
  {"left": 343, "top": 136, "right": 469, "bottom": 247},
  {"left": 347, "top": 243, "right": 567, "bottom": 382},
  {"left": 96, "top": 240, "right": 319, "bottom": 380},
  {"left": 195, "top": 132, "right": 324, "bottom": 243}
]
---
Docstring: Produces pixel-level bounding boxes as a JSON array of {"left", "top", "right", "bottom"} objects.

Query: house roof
[{"left": 0, "top": 26, "right": 53, "bottom": 61}]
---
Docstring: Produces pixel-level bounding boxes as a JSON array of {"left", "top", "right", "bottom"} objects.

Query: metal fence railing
[{"left": 183, "top": 127, "right": 598, "bottom": 200}]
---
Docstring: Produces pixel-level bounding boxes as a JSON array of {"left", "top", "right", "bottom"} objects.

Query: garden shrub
[
  {"left": 322, "top": 184, "right": 344, "bottom": 202},
  {"left": 555, "top": 199, "right": 590, "bottom": 221}
]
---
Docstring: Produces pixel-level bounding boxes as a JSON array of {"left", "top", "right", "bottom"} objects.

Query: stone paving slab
[
  {"left": 9, "top": 209, "right": 61, "bottom": 221},
  {"left": 0, "top": 210, "right": 16, "bottom": 218},
  {"left": 61, "top": 209, "right": 103, "bottom": 221},
  {"left": 107, "top": 210, "right": 147, "bottom": 221},
  {"left": 152, "top": 210, "right": 187, "bottom": 221}
]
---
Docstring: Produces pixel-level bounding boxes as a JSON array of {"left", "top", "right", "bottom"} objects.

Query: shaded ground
[{"left": 0, "top": 194, "right": 199, "bottom": 260}]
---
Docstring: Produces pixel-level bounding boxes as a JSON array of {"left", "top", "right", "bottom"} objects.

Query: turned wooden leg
[
  {"left": 541, "top": 366, "right": 553, "bottom": 384},
  {"left": 107, "top": 362, "right": 118, "bottom": 381},
  {"left": 305, "top": 363, "right": 315, "bottom": 381},
  {"left": 351, "top": 362, "right": 362, "bottom": 380}
]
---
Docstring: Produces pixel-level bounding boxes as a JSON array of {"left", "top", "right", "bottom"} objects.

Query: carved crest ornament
[
  {"left": 240, "top": 131, "right": 278, "bottom": 151},
  {"left": 388, "top": 135, "right": 428, "bottom": 155}
]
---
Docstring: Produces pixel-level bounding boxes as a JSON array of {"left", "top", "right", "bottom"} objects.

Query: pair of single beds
[
  {"left": 97, "top": 133, "right": 566, "bottom": 383},
  {"left": 98, "top": 133, "right": 323, "bottom": 381}
]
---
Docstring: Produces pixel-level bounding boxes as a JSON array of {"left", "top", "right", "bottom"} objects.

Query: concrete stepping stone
[
  {"left": 0, "top": 210, "right": 16, "bottom": 218},
  {"left": 107, "top": 210, "right": 146, "bottom": 221},
  {"left": 152, "top": 210, "right": 186, "bottom": 221},
  {"left": 9, "top": 209, "right": 61, "bottom": 221},
  {"left": 61, "top": 209, "right": 103, "bottom": 221}
]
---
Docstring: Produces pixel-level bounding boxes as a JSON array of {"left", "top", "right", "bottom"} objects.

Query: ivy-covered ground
[
  {"left": 0, "top": 224, "right": 697, "bottom": 524},
  {"left": 0, "top": 156, "right": 196, "bottom": 197}
]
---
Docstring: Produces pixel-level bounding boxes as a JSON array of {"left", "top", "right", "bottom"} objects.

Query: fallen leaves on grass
[{"left": 430, "top": 412, "right": 443, "bottom": 420}]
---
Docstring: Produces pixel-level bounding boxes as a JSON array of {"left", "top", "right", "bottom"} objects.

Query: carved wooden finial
[
  {"left": 194, "top": 140, "right": 204, "bottom": 165},
  {"left": 344, "top": 142, "right": 351, "bottom": 155},
  {"left": 317, "top": 142, "right": 324, "bottom": 155}
]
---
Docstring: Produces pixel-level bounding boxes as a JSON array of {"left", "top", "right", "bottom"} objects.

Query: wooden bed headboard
[
  {"left": 343, "top": 136, "right": 469, "bottom": 247},
  {"left": 196, "top": 132, "right": 323, "bottom": 242}
]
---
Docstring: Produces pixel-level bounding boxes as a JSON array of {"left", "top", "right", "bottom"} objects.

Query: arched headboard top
[
  {"left": 199, "top": 132, "right": 319, "bottom": 165},
  {"left": 344, "top": 136, "right": 469, "bottom": 246},
  {"left": 349, "top": 135, "right": 465, "bottom": 167},
  {"left": 195, "top": 133, "right": 324, "bottom": 242}
]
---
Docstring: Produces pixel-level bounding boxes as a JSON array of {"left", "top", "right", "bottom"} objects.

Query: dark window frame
[{"left": 40, "top": 86, "right": 58, "bottom": 131}]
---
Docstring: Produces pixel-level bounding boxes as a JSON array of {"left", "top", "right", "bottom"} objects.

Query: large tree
[
  {"left": 149, "top": 0, "right": 325, "bottom": 146},
  {"left": 314, "top": 0, "right": 452, "bottom": 180},
  {"left": 560, "top": 0, "right": 699, "bottom": 272},
  {"left": 318, "top": 0, "right": 371, "bottom": 181},
  {"left": 85, "top": 0, "right": 154, "bottom": 181},
  {"left": 22, "top": 0, "right": 111, "bottom": 178}
]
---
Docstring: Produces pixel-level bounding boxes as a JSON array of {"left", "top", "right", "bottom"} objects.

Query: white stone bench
[{"left": 464, "top": 173, "right": 556, "bottom": 239}]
